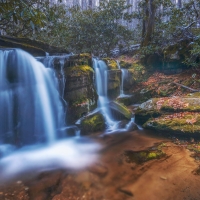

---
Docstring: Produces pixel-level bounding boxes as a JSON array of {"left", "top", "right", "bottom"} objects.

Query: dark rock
[
  {"left": 0, "top": 35, "right": 69, "bottom": 56},
  {"left": 80, "top": 113, "right": 106, "bottom": 135}
]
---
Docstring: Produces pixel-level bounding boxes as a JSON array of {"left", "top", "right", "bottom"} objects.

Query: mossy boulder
[
  {"left": 64, "top": 65, "right": 97, "bottom": 123},
  {"left": 80, "top": 113, "right": 105, "bottom": 135},
  {"left": 107, "top": 70, "right": 121, "bottom": 99},
  {"left": 136, "top": 95, "right": 200, "bottom": 135},
  {"left": 124, "top": 144, "right": 165, "bottom": 164},
  {"left": 109, "top": 101, "right": 132, "bottom": 120},
  {"left": 51, "top": 53, "right": 92, "bottom": 69},
  {"left": 65, "top": 65, "right": 93, "bottom": 76},
  {"left": 144, "top": 112, "right": 200, "bottom": 135}
]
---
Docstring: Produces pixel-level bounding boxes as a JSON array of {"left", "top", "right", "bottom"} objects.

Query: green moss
[
  {"left": 124, "top": 149, "right": 165, "bottom": 164},
  {"left": 109, "top": 101, "right": 132, "bottom": 119},
  {"left": 80, "top": 53, "right": 91, "bottom": 58},
  {"left": 80, "top": 113, "right": 105, "bottom": 135},
  {"left": 185, "top": 92, "right": 200, "bottom": 98},
  {"left": 102, "top": 58, "right": 118, "bottom": 70},
  {"left": 144, "top": 113, "right": 200, "bottom": 134},
  {"left": 65, "top": 65, "right": 93, "bottom": 76}
]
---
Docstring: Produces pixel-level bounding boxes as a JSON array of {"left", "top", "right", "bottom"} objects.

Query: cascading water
[
  {"left": 0, "top": 49, "right": 65, "bottom": 145},
  {"left": 117, "top": 61, "right": 129, "bottom": 97},
  {"left": 93, "top": 59, "right": 115, "bottom": 131},
  {"left": 40, "top": 55, "right": 69, "bottom": 99},
  {"left": 93, "top": 59, "right": 136, "bottom": 134},
  {"left": 0, "top": 49, "right": 100, "bottom": 182}
]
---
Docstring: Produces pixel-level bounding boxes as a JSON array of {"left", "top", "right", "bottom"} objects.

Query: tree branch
[{"left": 173, "top": 82, "right": 200, "bottom": 92}]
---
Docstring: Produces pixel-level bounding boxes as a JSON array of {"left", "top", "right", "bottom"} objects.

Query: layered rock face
[
  {"left": 135, "top": 93, "right": 200, "bottom": 136},
  {"left": 0, "top": 36, "right": 69, "bottom": 56}
]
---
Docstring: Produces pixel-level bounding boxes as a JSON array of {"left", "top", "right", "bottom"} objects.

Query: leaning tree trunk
[{"left": 141, "top": 0, "right": 156, "bottom": 47}]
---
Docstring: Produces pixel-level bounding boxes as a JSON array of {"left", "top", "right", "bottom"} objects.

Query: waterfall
[
  {"left": 93, "top": 59, "right": 136, "bottom": 134},
  {"left": 0, "top": 49, "right": 100, "bottom": 181},
  {"left": 41, "top": 55, "right": 69, "bottom": 99},
  {"left": 0, "top": 49, "right": 65, "bottom": 145},
  {"left": 93, "top": 59, "right": 115, "bottom": 131},
  {"left": 117, "top": 61, "right": 129, "bottom": 97}
]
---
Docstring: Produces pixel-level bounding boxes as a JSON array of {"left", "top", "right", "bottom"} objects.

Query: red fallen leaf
[{"left": 186, "top": 118, "right": 197, "bottom": 124}]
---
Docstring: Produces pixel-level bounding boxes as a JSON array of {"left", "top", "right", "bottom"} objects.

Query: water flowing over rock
[
  {"left": 37, "top": 54, "right": 97, "bottom": 123},
  {"left": 0, "top": 49, "right": 65, "bottom": 146},
  {"left": 0, "top": 49, "right": 100, "bottom": 182},
  {"left": 93, "top": 59, "right": 116, "bottom": 131},
  {"left": 92, "top": 59, "right": 135, "bottom": 134}
]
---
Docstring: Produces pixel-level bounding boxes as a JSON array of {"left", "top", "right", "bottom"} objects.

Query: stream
[{"left": 1, "top": 49, "right": 200, "bottom": 200}]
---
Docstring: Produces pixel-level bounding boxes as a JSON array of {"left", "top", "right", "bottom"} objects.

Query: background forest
[{"left": 0, "top": 0, "right": 200, "bottom": 66}]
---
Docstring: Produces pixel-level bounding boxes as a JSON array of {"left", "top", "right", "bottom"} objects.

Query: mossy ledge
[
  {"left": 80, "top": 113, "right": 105, "bottom": 135},
  {"left": 144, "top": 112, "right": 200, "bottom": 135}
]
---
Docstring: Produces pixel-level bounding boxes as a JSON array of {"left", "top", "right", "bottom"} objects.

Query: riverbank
[{"left": 1, "top": 129, "right": 200, "bottom": 200}]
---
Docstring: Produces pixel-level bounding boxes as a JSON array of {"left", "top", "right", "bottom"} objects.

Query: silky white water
[
  {"left": 0, "top": 49, "right": 100, "bottom": 181},
  {"left": 93, "top": 59, "right": 115, "bottom": 131},
  {"left": 117, "top": 60, "right": 130, "bottom": 97}
]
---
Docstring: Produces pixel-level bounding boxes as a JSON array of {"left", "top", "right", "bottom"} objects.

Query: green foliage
[
  {"left": 0, "top": 0, "right": 49, "bottom": 36},
  {"left": 134, "top": 0, "right": 200, "bottom": 67},
  {"left": 50, "top": 0, "right": 134, "bottom": 55}
]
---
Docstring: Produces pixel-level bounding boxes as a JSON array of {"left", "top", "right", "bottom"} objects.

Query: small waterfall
[
  {"left": 93, "top": 59, "right": 136, "bottom": 134},
  {"left": 117, "top": 61, "right": 129, "bottom": 97},
  {"left": 0, "top": 49, "right": 65, "bottom": 145},
  {"left": 93, "top": 59, "right": 115, "bottom": 131},
  {"left": 38, "top": 55, "right": 70, "bottom": 99}
]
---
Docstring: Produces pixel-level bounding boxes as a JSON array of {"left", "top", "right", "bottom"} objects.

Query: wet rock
[
  {"left": 80, "top": 113, "right": 105, "bottom": 135},
  {"left": 135, "top": 96, "right": 200, "bottom": 127},
  {"left": 126, "top": 121, "right": 138, "bottom": 132},
  {"left": 124, "top": 148, "right": 165, "bottom": 164},
  {"left": 144, "top": 112, "right": 200, "bottom": 135},
  {"left": 116, "top": 95, "right": 135, "bottom": 106},
  {"left": 27, "top": 171, "right": 62, "bottom": 200},
  {"left": 64, "top": 64, "right": 97, "bottom": 123},
  {"left": 109, "top": 101, "right": 132, "bottom": 120},
  {"left": 118, "top": 188, "right": 134, "bottom": 197},
  {"left": 88, "top": 163, "right": 108, "bottom": 177}
]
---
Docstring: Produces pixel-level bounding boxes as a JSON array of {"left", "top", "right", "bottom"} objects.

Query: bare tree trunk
[
  {"left": 142, "top": 0, "right": 156, "bottom": 47},
  {"left": 177, "top": 0, "right": 182, "bottom": 8},
  {"left": 81, "top": 0, "right": 87, "bottom": 9},
  {"left": 89, "top": 0, "right": 93, "bottom": 9}
]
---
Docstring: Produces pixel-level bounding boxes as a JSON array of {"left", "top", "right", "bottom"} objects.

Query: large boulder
[
  {"left": 80, "top": 113, "right": 105, "bottom": 135},
  {"left": 135, "top": 93, "right": 200, "bottom": 135},
  {"left": 64, "top": 65, "right": 97, "bottom": 123}
]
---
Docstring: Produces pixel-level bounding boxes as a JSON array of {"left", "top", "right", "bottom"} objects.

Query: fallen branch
[{"left": 173, "top": 82, "right": 200, "bottom": 92}]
